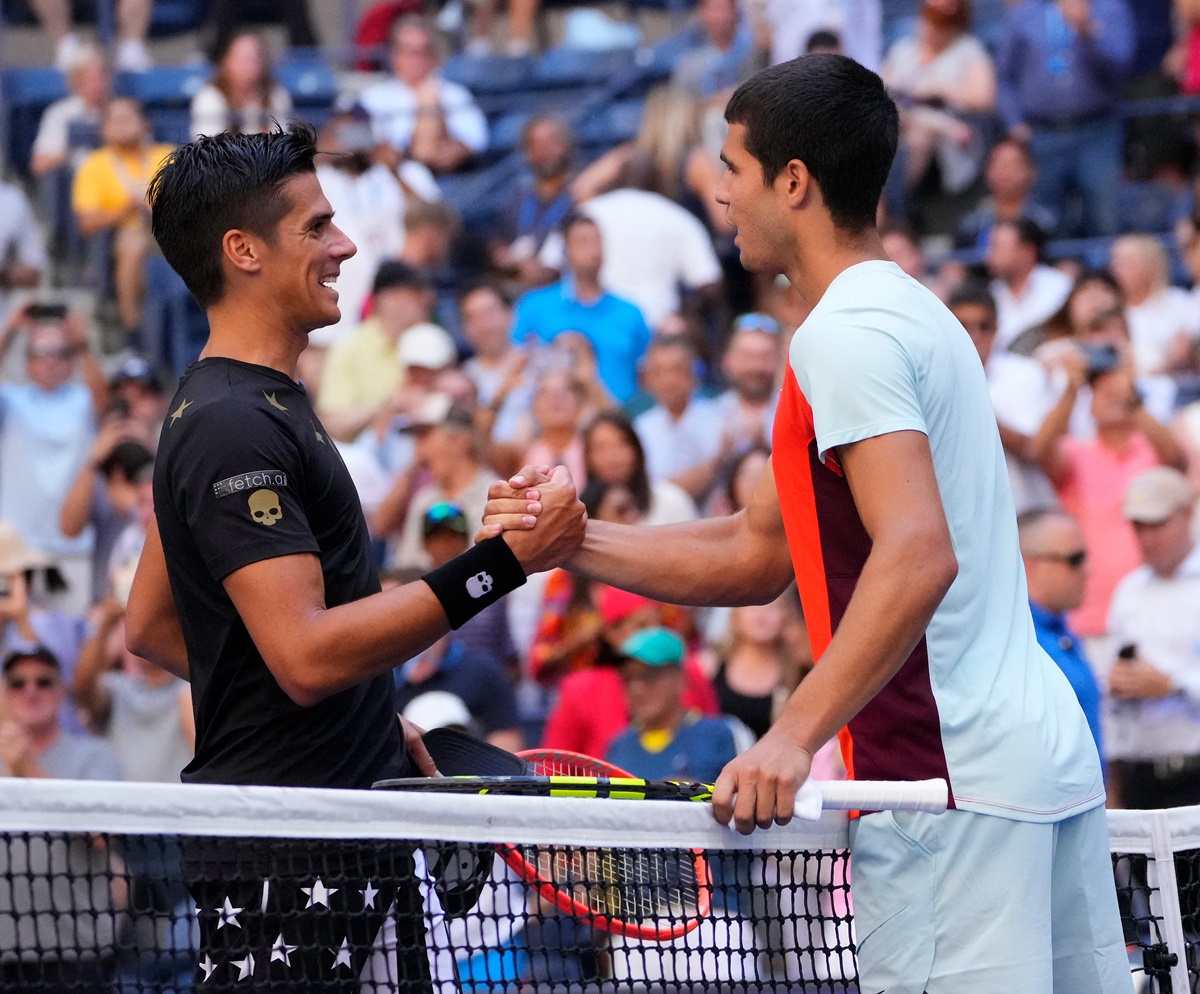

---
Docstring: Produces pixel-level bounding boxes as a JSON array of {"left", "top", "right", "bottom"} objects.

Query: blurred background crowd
[{"left": 0, "top": 0, "right": 1197, "bottom": 826}]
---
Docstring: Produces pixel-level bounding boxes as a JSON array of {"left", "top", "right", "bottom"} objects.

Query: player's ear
[
  {"left": 222, "top": 229, "right": 264, "bottom": 277},
  {"left": 781, "top": 159, "right": 812, "bottom": 210}
]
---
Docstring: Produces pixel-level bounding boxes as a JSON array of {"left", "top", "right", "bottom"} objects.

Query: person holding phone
[{"left": 1105, "top": 467, "right": 1200, "bottom": 809}]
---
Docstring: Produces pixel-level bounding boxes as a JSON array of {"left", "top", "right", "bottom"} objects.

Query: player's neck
[
  {"left": 202, "top": 300, "right": 307, "bottom": 381},
  {"left": 783, "top": 228, "right": 888, "bottom": 309}
]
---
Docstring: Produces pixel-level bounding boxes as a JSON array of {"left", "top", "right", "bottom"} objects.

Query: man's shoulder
[
  {"left": 598, "top": 290, "right": 646, "bottom": 321},
  {"left": 360, "top": 77, "right": 409, "bottom": 108}
]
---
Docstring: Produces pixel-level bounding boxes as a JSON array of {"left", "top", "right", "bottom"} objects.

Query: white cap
[
  {"left": 397, "top": 323, "right": 456, "bottom": 370},
  {"left": 402, "top": 690, "right": 473, "bottom": 732}
]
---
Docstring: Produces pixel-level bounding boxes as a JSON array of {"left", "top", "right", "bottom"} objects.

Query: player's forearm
[
  {"left": 570, "top": 516, "right": 792, "bottom": 608},
  {"left": 772, "top": 531, "right": 958, "bottom": 757}
]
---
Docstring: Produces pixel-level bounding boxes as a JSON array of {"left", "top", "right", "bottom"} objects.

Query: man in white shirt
[
  {"left": 986, "top": 217, "right": 1072, "bottom": 349},
  {"left": 360, "top": 16, "right": 488, "bottom": 174},
  {"left": 30, "top": 45, "right": 109, "bottom": 177},
  {"left": 538, "top": 157, "right": 724, "bottom": 329},
  {"left": 1109, "top": 234, "right": 1200, "bottom": 376},
  {"left": 634, "top": 336, "right": 722, "bottom": 504},
  {"left": 1105, "top": 466, "right": 1200, "bottom": 809}
]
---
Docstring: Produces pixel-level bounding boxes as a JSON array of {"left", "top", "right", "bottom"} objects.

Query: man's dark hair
[
  {"left": 947, "top": 280, "right": 997, "bottom": 316},
  {"left": 98, "top": 440, "right": 154, "bottom": 482},
  {"left": 148, "top": 123, "right": 319, "bottom": 309},
  {"left": 724, "top": 54, "right": 898, "bottom": 230},
  {"left": 561, "top": 211, "right": 599, "bottom": 240},
  {"left": 805, "top": 29, "right": 841, "bottom": 52},
  {"left": 457, "top": 279, "right": 512, "bottom": 311},
  {"left": 996, "top": 217, "right": 1047, "bottom": 257}
]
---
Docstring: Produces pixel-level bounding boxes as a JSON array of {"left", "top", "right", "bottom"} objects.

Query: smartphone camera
[
  {"left": 1082, "top": 343, "right": 1120, "bottom": 379},
  {"left": 1117, "top": 643, "right": 1137, "bottom": 661}
]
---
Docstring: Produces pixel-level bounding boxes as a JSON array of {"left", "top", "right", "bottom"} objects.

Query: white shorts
[{"left": 848, "top": 804, "right": 1133, "bottom": 994}]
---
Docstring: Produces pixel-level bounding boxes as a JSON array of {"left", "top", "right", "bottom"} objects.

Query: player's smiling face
[
  {"left": 266, "top": 172, "right": 357, "bottom": 332},
  {"left": 717, "top": 123, "right": 792, "bottom": 274}
]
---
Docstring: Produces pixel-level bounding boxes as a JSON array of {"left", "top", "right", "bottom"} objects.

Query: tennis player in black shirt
[{"left": 126, "top": 124, "right": 585, "bottom": 992}]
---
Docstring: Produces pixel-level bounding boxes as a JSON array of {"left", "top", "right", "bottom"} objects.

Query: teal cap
[{"left": 618, "top": 627, "right": 685, "bottom": 667}]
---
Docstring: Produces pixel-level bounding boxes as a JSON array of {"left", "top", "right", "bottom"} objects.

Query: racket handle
[{"left": 815, "top": 778, "right": 948, "bottom": 814}]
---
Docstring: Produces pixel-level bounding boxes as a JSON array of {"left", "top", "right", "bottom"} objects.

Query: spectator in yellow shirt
[{"left": 72, "top": 97, "right": 173, "bottom": 334}]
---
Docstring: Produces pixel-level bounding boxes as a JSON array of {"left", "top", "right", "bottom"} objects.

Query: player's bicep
[
  {"left": 838, "top": 430, "right": 955, "bottom": 566},
  {"left": 222, "top": 552, "right": 327, "bottom": 690},
  {"left": 740, "top": 456, "right": 795, "bottom": 596}
]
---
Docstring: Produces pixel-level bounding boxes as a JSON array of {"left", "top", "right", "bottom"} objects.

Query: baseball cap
[
  {"left": 397, "top": 322, "right": 457, "bottom": 370},
  {"left": 402, "top": 690, "right": 472, "bottom": 732},
  {"left": 372, "top": 259, "right": 431, "bottom": 295},
  {"left": 109, "top": 355, "right": 163, "bottom": 392},
  {"left": 3, "top": 645, "right": 61, "bottom": 675},
  {"left": 598, "top": 586, "right": 660, "bottom": 626},
  {"left": 396, "top": 392, "right": 474, "bottom": 433},
  {"left": 422, "top": 501, "right": 469, "bottom": 538},
  {"left": 618, "top": 627, "right": 685, "bottom": 667},
  {"left": 1122, "top": 467, "right": 1196, "bottom": 524}
]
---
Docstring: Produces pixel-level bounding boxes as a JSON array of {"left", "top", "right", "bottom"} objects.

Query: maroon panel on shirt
[{"left": 807, "top": 440, "right": 955, "bottom": 800}]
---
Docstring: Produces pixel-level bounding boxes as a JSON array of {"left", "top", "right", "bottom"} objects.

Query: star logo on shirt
[
  {"left": 270, "top": 932, "right": 298, "bottom": 967},
  {"left": 263, "top": 391, "right": 288, "bottom": 412},
  {"left": 214, "top": 896, "right": 243, "bottom": 930},
  {"left": 230, "top": 951, "right": 255, "bottom": 981},
  {"left": 302, "top": 877, "right": 338, "bottom": 908},
  {"left": 315, "top": 427, "right": 326, "bottom": 444},
  {"left": 330, "top": 937, "right": 353, "bottom": 971},
  {"left": 361, "top": 881, "right": 380, "bottom": 909},
  {"left": 199, "top": 954, "right": 218, "bottom": 982},
  {"left": 169, "top": 397, "right": 192, "bottom": 425}
]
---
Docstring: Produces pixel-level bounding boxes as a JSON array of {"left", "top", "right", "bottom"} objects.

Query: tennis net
[{"left": 0, "top": 778, "right": 1187, "bottom": 992}]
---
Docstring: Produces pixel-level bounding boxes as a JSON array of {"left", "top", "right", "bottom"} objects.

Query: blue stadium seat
[
  {"left": 149, "top": 107, "right": 193, "bottom": 145},
  {"left": 487, "top": 112, "right": 531, "bottom": 157},
  {"left": 533, "top": 47, "right": 638, "bottom": 88},
  {"left": 1, "top": 66, "right": 69, "bottom": 175},
  {"left": 114, "top": 64, "right": 210, "bottom": 108},
  {"left": 276, "top": 59, "right": 338, "bottom": 111},
  {"left": 640, "top": 27, "right": 703, "bottom": 80},
  {"left": 576, "top": 99, "right": 643, "bottom": 146},
  {"left": 1118, "top": 181, "right": 1183, "bottom": 235},
  {"left": 147, "top": 0, "right": 207, "bottom": 36},
  {"left": 442, "top": 53, "right": 536, "bottom": 95}
]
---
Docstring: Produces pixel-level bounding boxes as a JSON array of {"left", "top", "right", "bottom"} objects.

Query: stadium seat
[
  {"left": 576, "top": 98, "right": 643, "bottom": 146},
  {"left": 442, "top": 53, "right": 536, "bottom": 95},
  {"left": 533, "top": 47, "right": 638, "bottom": 88},
  {"left": 486, "top": 111, "right": 531, "bottom": 158},
  {"left": 1, "top": 66, "right": 69, "bottom": 175},
  {"left": 146, "top": 0, "right": 207, "bottom": 37},
  {"left": 148, "top": 107, "right": 193, "bottom": 145},
  {"left": 114, "top": 64, "right": 210, "bottom": 109},
  {"left": 276, "top": 58, "right": 338, "bottom": 111},
  {"left": 1118, "top": 181, "right": 1183, "bottom": 235}
]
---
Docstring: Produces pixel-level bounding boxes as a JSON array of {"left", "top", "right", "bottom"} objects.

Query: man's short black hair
[
  {"left": 561, "top": 211, "right": 598, "bottom": 239},
  {"left": 148, "top": 123, "right": 319, "bottom": 309},
  {"left": 724, "top": 54, "right": 899, "bottom": 230},
  {"left": 947, "top": 280, "right": 997, "bottom": 316},
  {"left": 98, "top": 440, "right": 154, "bottom": 482},
  {"left": 456, "top": 279, "right": 512, "bottom": 311},
  {"left": 996, "top": 217, "right": 1047, "bottom": 256},
  {"left": 3, "top": 645, "right": 60, "bottom": 675}
]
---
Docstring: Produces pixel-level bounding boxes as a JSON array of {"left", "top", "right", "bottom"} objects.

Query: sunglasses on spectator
[
  {"left": 5, "top": 676, "right": 56, "bottom": 691},
  {"left": 1033, "top": 550, "right": 1087, "bottom": 569}
]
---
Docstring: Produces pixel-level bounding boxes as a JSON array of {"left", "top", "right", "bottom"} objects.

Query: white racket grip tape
[{"left": 814, "top": 778, "right": 949, "bottom": 815}]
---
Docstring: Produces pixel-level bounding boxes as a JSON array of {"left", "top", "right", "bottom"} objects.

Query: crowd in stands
[{"left": 0, "top": 0, "right": 1198, "bottom": 980}]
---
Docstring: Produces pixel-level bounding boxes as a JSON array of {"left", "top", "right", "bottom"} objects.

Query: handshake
[{"left": 477, "top": 464, "right": 588, "bottom": 575}]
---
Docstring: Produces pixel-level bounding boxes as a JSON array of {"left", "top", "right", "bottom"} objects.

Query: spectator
[
  {"left": 0, "top": 308, "right": 106, "bottom": 610},
  {"left": 72, "top": 599, "right": 193, "bottom": 782},
  {"left": 1105, "top": 467, "right": 1200, "bottom": 808},
  {"left": 709, "top": 595, "right": 800, "bottom": 741},
  {"left": 461, "top": 0, "right": 540, "bottom": 56},
  {"left": 397, "top": 198, "right": 459, "bottom": 275},
  {"left": 493, "top": 116, "right": 575, "bottom": 286},
  {"left": 208, "top": 0, "right": 318, "bottom": 55},
  {"left": 360, "top": 16, "right": 488, "bottom": 174},
  {"left": 986, "top": 218, "right": 1073, "bottom": 348},
  {"left": 1109, "top": 234, "right": 1199, "bottom": 376},
  {"left": 956, "top": 138, "right": 1058, "bottom": 251},
  {"left": 107, "top": 354, "right": 168, "bottom": 436},
  {"left": 713, "top": 314, "right": 780, "bottom": 456},
  {"left": 1017, "top": 508, "right": 1103, "bottom": 760},
  {"left": 0, "top": 646, "right": 119, "bottom": 779},
  {"left": 522, "top": 369, "right": 589, "bottom": 487},
  {"left": 1033, "top": 358, "right": 1187, "bottom": 641},
  {"left": 541, "top": 587, "right": 718, "bottom": 758},
  {"left": 59, "top": 430, "right": 154, "bottom": 605},
  {"left": 310, "top": 113, "right": 441, "bottom": 348},
  {"left": 417, "top": 503, "right": 517, "bottom": 673},
  {"left": 881, "top": 0, "right": 997, "bottom": 219},
  {"left": 190, "top": 32, "right": 292, "bottom": 139},
  {"left": 513, "top": 214, "right": 651, "bottom": 403},
  {"left": 996, "top": 0, "right": 1135, "bottom": 237},
  {"left": 541, "top": 154, "right": 724, "bottom": 330},
  {"left": 950, "top": 281, "right": 1057, "bottom": 513},
  {"left": 317, "top": 261, "right": 446, "bottom": 442},
  {"left": 762, "top": 0, "right": 883, "bottom": 72},
  {"left": 0, "top": 180, "right": 48, "bottom": 329},
  {"left": 571, "top": 86, "right": 731, "bottom": 236},
  {"left": 459, "top": 282, "right": 534, "bottom": 450},
  {"left": 394, "top": 633, "right": 522, "bottom": 753},
  {"left": 34, "top": 0, "right": 151, "bottom": 72},
  {"left": 30, "top": 45, "right": 109, "bottom": 177},
  {"left": 607, "top": 627, "right": 738, "bottom": 782},
  {"left": 71, "top": 97, "right": 173, "bottom": 335},
  {"left": 387, "top": 394, "right": 495, "bottom": 570},
  {"left": 672, "top": 0, "right": 766, "bottom": 103},
  {"left": 584, "top": 411, "right": 697, "bottom": 527},
  {"left": 879, "top": 222, "right": 931, "bottom": 285},
  {"left": 635, "top": 336, "right": 723, "bottom": 503},
  {"left": 1022, "top": 267, "right": 1123, "bottom": 353}
]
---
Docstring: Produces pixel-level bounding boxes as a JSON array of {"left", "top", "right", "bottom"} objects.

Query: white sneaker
[
  {"left": 54, "top": 33, "right": 83, "bottom": 72},
  {"left": 115, "top": 38, "right": 152, "bottom": 73}
]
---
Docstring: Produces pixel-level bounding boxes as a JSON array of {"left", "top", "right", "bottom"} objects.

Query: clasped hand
[{"left": 478, "top": 465, "right": 587, "bottom": 575}]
